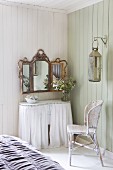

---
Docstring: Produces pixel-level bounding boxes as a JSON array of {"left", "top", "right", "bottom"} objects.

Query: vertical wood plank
[
  {"left": 109, "top": 0, "right": 113, "bottom": 153},
  {"left": 107, "top": 0, "right": 113, "bottom": 152},
  {"left": 79, "top": 9, "right": 84, "bottom": 124},
  {"left": 83, "top": 8, "right": 88, "bottom": 108},
  {"left": 32, "top": 9, "right": 38, "bottom": 53},
  {"left": 74, "top": 11, "right": 80, "bottom": 124},
  {"left": 27, "top": 8, "right": 33, "bottom": 57},
  {"left": 18, "top": 7, "right": 24, "bottom": 103},
  {"left": 97, "top": 1, "right": 103, "bottom": 145},
  {"left": 68, "top": 12, "right": 76, "bottom": 123},
  {"left": 2, "top": 5, "right": 10, "bottom": 134},
  {"left": 12, "top": 6, "right": 19, "bottom": 136},
  {"left": 87, "top": 5, "right": 93, "bottom": 102},
  {"left": 4, "top": 6, "right": 14, "bottom": 135},
  {"left": 70, "top": 11, "right": 80, "bottom": 124},
  {"left": 92, "top": 4, "right": 98, "bottom": 100},
  {"left": 101, "top": 0, "right": 109, "bottom": 150},
  {"left": 0, "top": 5, "right": 4, "bottom": 105},
  {"left": 38, "top": 10, "right": 49, "bottom": 53},
  {"left": 52, "top": 13, "right": 67, "bottom": 59},
  {"left": 22, "top": 7, "right": 28, "bottom": 57}
]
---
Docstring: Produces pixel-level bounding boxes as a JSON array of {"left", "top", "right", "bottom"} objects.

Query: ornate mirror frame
[
  {"left": 18, "top": 49, "right": 51, "bottom": 94},
  {"left": 18, "top": 49, "right": 68, "bottom": 94}
]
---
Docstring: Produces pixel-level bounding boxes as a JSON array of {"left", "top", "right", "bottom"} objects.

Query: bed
[{"left": 0, "top": 135, "right": 64, "bottom": 170}]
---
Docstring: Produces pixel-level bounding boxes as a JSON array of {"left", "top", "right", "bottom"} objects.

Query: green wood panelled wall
[{"left": 68, "top": 0, "right": 113, "bottom": 152}]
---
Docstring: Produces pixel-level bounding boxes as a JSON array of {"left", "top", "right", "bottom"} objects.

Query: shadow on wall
[
  {"left": 105, "top": 102, "right": 112, "bottom": 151},
  {"left": 71, "top": 86, "right": 81, "bottom": 124},
  {"left": 107, "top": 49, "right": 113, "bottom": 81},
  {"left": 105, "top": 49, "right": 113, "bottom": 151}
]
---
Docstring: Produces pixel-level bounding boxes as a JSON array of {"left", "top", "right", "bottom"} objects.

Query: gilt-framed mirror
[
  {"left": 18, "top": 49, "right": 50, "bottom": 94},
  {"left": 18, "top": 49, "right": 68, "bottom": 94}
]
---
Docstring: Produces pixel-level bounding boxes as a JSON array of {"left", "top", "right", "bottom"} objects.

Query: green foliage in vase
[
  {"left": 43, "top": 75, "right": 49, "bottom": 89},
  {"left": 23, "top": 75, "right": 30, "bottom": 91},
  {"left": 57, "top": 77, "right": 76, "bottom": 93}
]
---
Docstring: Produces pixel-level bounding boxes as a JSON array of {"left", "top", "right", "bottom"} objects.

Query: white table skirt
[{"left": 19, "top": 100, "right": 73, "bottom": 149}]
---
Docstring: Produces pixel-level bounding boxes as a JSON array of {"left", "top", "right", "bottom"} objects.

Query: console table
[{"left": 19, "top": 100, "right": 73, "bottom": 149}]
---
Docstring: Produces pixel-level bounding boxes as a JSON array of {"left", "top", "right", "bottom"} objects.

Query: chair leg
[
  {"left": 69, "top": 145, "right": 71, "bottom": 166},
  {"left": 102, "top": 149, "right": 106, "bottom": 156},
  {"left": 68, "top": 133, "right": 73, "bottom": 166},
  {"left": 99, "top": 150, "right": 104, "bottom": 167},
  {"left": 93, "top": 133, "right": 104, "bottom": 166}
]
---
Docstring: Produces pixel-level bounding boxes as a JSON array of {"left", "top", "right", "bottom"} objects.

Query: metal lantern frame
[{"left": 88, "top": 35, "right": 107, "bottom": 82}]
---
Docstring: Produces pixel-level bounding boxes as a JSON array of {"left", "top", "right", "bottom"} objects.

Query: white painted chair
[{"left": 67, "top": 100, "right": 104, "bottom": 166}]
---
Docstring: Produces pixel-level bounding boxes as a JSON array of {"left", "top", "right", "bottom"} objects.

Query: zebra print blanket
[{"left": 0, "top": 135, "right": 64, "bottom": 170}]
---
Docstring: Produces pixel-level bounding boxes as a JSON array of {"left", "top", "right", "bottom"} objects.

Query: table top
[{"left": 19, "top": 99, "right": 70, "bottom": 106}]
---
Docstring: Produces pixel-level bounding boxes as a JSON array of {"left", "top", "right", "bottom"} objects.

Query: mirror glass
[
  {"left": 50, "top": 59, "right": 67, "bottom": 90},
  {"left": 33, "top": 61, "right": 49, "bottom": 91},
  {"left": 51, "top": 64, "right": 62, "bottom": 90},
  {"left": 52, "top": 64, "right": 61, "bottom": 79},
  {"left": 23, "top": 64, "right": 30, "bottom": 92}
]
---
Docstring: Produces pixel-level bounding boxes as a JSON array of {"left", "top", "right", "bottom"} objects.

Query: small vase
[{"left": 61, "top": 91, "right": 70, "bottom": 101}]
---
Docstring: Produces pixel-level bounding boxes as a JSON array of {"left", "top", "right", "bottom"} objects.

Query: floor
[{"left": 41, "top": 147, "right": 113, "bottom": 170}]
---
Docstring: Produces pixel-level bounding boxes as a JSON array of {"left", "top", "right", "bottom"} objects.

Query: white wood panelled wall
[
  {"left": 0, "top": 3, "right": 67, "bottom": 136},
  {"left": 68, "top": 0, "right": 113, "bottom": 152}
]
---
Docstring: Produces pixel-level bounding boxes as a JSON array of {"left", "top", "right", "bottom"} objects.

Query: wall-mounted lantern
[{"left": 88, "top": 35, "right": 107, "bottom": 82}]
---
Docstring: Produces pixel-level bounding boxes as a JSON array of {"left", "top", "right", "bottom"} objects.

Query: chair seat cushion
[{"left": 67, "top": 124, "right": 87, "bottom": 134}]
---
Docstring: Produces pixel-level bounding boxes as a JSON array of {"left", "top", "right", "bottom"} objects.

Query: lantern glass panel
[{"left": 88, "top": 50, "right": 101, "bottom": 82}]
